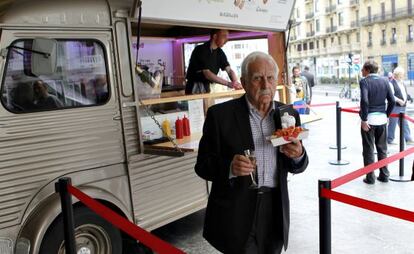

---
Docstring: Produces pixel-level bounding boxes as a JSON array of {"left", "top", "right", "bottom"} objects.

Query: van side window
[{"left": 1, "top": 39, "right": 110, "bottom": 113}]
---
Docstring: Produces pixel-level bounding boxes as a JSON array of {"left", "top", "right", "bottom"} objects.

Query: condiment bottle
[
  {"left": 162, "top": 119, "right": 171, "bottom": 137},
  {"left": 175, "top": 117, "right": 183, "bottom": 139},
  {"left": 183, "top": 115, "right": 191, "bottom": 136}
]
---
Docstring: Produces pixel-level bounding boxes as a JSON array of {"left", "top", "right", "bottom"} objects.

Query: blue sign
[
  {"left": 382, "top": 54, "right": 398, "bottom": 76},
  {"left": 408, "top": 53, "right": 414, "bottom": 80},
  {"left": 353, "top": 64, "right": 361, "bottom": 73}
]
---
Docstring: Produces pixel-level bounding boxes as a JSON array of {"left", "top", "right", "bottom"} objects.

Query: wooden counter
[
  {"left": 140, "top": 85, "right": 285, "bottom": 106},
  {"left": 150, "top": 133, "right": 202, "bottom": 151}
]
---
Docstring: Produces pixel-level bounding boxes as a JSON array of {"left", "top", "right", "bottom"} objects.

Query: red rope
[
  {"left": 321, "top": 188, "right": 414, "bottom": 223},
  {"left": 68, "top": 185, "right": 186, "bottom": 254},
  {"left": 340, "top": 108, "right": 359, "bottom": 114},
  {"left": 404, "top": 114, "right": 414, "bottom": 124},
  {"left": 331, "top": 147, "right": 414, "bottom": 188}
]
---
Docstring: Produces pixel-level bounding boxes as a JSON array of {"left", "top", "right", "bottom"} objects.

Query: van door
[{"left": 0, "top": 29, "right": 125, "bottom": 228}]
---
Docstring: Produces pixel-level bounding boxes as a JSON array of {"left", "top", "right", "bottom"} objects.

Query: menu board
[{"left": 140, "top": 0, "right": 294, "bottom": 32}]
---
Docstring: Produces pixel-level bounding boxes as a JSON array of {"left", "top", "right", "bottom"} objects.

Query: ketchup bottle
[
  {"left": 183, "top": 115, "right": 191, "bottom": 136},
  {"left": 175, "top": 117, "right": 183, "bottom": 139}
]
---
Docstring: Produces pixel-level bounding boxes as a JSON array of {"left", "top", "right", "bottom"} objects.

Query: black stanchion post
[
  {"left": 390, "top": 112, "right": 411, "bottom": 182},
  {"left": 319, "top": 179, "right": 332, "bottom": 254},
  {"left": 329, "top": 104, "right": 349, "bottom": 165},
  {"left": 55, "top": 178, "right": 76, "bottom": 254},
  {"left": 330, "top": 101, "right": 347, "bottom": 150}
]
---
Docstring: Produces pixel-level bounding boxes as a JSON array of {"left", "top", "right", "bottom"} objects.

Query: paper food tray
[{"left": 267, "top": 129, "right": 309, "bottom": 147}]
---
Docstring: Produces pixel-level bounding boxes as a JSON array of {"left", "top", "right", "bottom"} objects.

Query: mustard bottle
[{"left": 162, "top": 119, "right": 172, "bottom": 137}]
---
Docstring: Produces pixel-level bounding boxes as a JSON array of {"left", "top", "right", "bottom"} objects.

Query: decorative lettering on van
[{"left": 219, "top": 12, "right": 238, "bottom": 18}]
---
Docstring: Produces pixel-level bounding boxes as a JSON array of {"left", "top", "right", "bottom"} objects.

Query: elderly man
[{"left": 195, "top": 51, "right": 309, "bottom": 254}]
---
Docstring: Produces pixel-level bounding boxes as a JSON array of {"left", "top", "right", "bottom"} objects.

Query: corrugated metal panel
[
  {"left": 0, "top": 105, "right": 124, "bottom": 229},
  {"left": 129, "top": 152, "right": 208, "bottom": 230}
]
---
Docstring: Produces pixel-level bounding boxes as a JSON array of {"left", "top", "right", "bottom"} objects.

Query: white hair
[
  {"left": 241, "top": 51, "right": 279, "bottom": 79},
  {"left": 393, "top": 66, "right": 405, "bottom": 79}
]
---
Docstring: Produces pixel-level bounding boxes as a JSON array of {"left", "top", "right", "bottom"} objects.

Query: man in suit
[
  {"left": 359, "top": 60, "right": 395, "bottom": 184},
  {"left": 195, "top": 51, "right": 309, "bottom": 254}
]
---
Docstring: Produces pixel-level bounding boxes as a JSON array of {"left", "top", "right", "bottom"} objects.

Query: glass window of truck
[{"left": 1, "top": 39, "right": 110, "bottom": 113}]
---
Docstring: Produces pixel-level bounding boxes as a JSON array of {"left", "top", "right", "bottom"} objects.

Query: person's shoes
[
  {"left": 377, "top": 176, "right": 389, "bottom": 183},
  {"left": 387, "top": 141, "right": 398, "bottom": 145},
  {"left": 406, "top": 140, "right": 414, "bottom": 146},
  {"left": 363, "top": 178, "right": 375, "bottom": 184}
]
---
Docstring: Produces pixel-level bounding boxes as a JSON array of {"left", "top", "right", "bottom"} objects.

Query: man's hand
[
  {"left": 231, "top": 154, "right": 255, "bottom": 176},
  {"left": 280, "top": 137, "right": 303, "bottom": 158},
  {"left": 361, "top": 121, "right": 370, "bottom": 132},
  {"left": 229, "top": 81, "right": 243, "bottom": 90}
]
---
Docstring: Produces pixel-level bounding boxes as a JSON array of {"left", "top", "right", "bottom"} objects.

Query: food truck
[{"left": 0, "top": 0, "right": 294, "bottom": 253}]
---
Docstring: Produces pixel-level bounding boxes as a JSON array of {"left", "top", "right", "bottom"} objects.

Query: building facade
[
  {"left": 288, "top": 0, "right": 362, "bottom": 82},
  {"left": 360, "top": 0, "right": 414, "bottom": 80}
]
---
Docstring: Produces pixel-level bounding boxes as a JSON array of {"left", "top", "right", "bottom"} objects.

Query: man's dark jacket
[
  {"left": 359, "top": 74, "right": 395, "bottom": 121},
  {"left": 195, "top": 96, "right": 309, "bottom": 253}
]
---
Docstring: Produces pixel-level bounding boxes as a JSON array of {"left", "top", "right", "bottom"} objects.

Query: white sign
[
  {"left": 141, "top": 0, "right": 294, "bottom": 32},
  {"left": 188, "top": 99, "right": 205, "bottom": 135}
]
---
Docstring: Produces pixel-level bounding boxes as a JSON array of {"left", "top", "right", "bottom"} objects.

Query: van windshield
[{"left": 1, "top": 39, "right": 110, "bottom": 113}]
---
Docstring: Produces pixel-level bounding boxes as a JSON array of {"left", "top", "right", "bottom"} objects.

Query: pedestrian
[
  {"left": 301, "top": 66, "right": 316, "bottom": 88},
  {"left": 387, "top": 67, "right": 414, "bottom": 145},
  {"left": 359, "top": 60, "right": 395, "bottom": 184},
  {"left": 185, "top": 29, "right": 243, "bottom": 94},
  {"left": 195, "top": 51, "right": 309, "bottom": 253},
  {"left": 291, "top": 66, "right": 310, "bottom": 114}
]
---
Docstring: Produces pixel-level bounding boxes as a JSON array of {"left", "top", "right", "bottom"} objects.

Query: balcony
[
  {"left": 306, "top": 31, "right": 315, "bottom": 37},
  {"left": 305, "top": 12, "right": 315, "bottom": 19},
  {"left": 289, "top": 35, "right": 297, "bottom": 41},
  {"left": 367, "top": 41, "right": 372, "bottom": 47},
  {"left": 325, "top": 5, "right": 336, "bottom": 14},
  {"left": 350, "top": 0, "right": 359, "bottom": 6},
  {"left": 350, "top": 20, "right": 360, "bottom": 28},
  {"left": 326, "top": 26, "right": 337, "bottom": 33},
  {"left": 360, "top": 8, "right": 414, "bottom": 26},
  {"left": 390, "top": 38, "right": 397, "bottom": 44},
  {"left": 380, "top": 39, "right": 386, "bottom": 46}
]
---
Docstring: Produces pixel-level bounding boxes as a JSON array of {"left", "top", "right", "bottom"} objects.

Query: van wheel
[{"left": 40, "top": 206, "right": 122, "bottom": 254}]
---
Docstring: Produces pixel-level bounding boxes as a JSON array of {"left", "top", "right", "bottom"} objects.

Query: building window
[
  {"left": 338, "top": 36, "right": 342, "bottom": 45},
  {"left": 381, "top": 29, "right": 386, "bottom": 45},
  {"left": 357, "top": 32, "right": 360, "bottom": 43},
  {"left": 297, "top": 44, "right": 302, "bottom": 51},
  {"left": 391, "top": 0, "right": 396, "bottom": 17},
  {"left": 409, "top": 0, "right": 413, "bottom": 14},
  {"left": 368, "top": 6, "right": 372, "bottom": 22},
  {"left": 296, "top": 8, "right": 300, "bottom": 19},
  {"left": 391, "top": 28, "right": 397, "bottom": 44},
  {"left": 338, "top": 12, "right": 344, "bottom": 26},
  {"left": 316, "top": 19, "right": 320, "bottom": 32},
  {"left": 368, "top": 31, "right": 372, "bottom": 46},
  {"left": 323, "top": 39, "right": 327, "bottom": 48},
  {"left": 408, "top": 25, "right": 414, "bottom": 41},
  {"left": 331, "top": 37, "right": 334, "bottom": 43},
  {"left": 315, "top": 0, "right": 320, "bottom": 12},
  {"left": 1, "top": 39, "right": 110, "bottom": 113},
  {"left": 381, "top": 2, "right": 385, "bottom": 20},
  {"left": 309, "top": 41, "right": 314, "bottom": 50},
  {"left": 303, "top": 42, "right": 308, "bottom": 51},
  {"left": 317, "top": 40, "right": 320, "bottom": 48},
  {"left": 347, "top": 34, "right": 350, "bottom": 44}
]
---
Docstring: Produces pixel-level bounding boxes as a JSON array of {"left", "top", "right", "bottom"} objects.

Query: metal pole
[
  {"left": 399, "top": 112, "right": 405, "bottom": 176},
  {"left": 329, "top": 103, "right": 349, "bottom": 165},
  {"left": 319, "top": 179, "right": 332, "bottom": 254},
  {"left": 329, "top": 101, "right": 347, "bottom": 150},
  {"left": 55, "top": 178, "right": 76, "bottom": 254}
]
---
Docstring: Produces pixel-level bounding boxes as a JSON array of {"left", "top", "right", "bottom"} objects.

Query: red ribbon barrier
[
  {"left": 321, "top": 188, "right": 414, "bottom": 223},
  {"left": 293, "top": 102, "right": 337, "bottom": 109},
  {"left": 404, "top": 114, "right": 414, "bottom": 124},
  {"left": 68, "top": 185, "right": 186, "bottom": 254},
  {"left": 331, "top": 147, "right": 414, "bottom": 188},
  {"left": 340, "top": 108, "right": 359, "bottom": 114}
]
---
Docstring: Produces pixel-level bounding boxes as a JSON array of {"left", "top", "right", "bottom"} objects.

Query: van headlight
[
  {"left": 15, "top": 238, "right": 30, "bottom": 254},
  {"left": 0, "top": 238, "right": 13, "bottom": 254}
]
